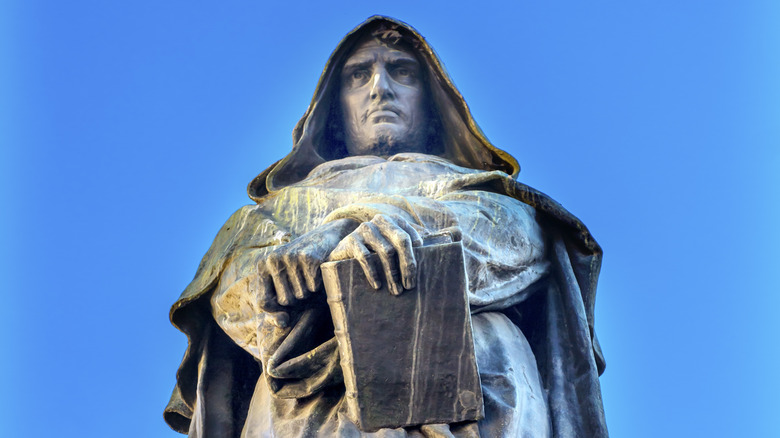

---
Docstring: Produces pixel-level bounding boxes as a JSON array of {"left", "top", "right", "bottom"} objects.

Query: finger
[
  {"left": 420, "top": 424, "right": 453, "bottom": 437},
  {"left": 373, "top": 216, "right": 418, "bottom": 290},
  {"left": 283, "top": 254, "right": 308, "bottom": 300},
  {"left": 358, "top": 222, "right": 402, "bottom": 296},
  {"left": 255, "top": 266, "right": 279, "bottom": 312},
  {"left": 388, "top": 215, "right": 424, "bottom": 247},
  {"left": 254, "top": 273, "right": 290, "bottom": 329},
  {"left": 266, "top": 311, "right": 290, "bottom": 329},
  {"left": 439, "top": 226, "right": 463, "bottom": 242},
  {"left": 273, "top": 271, "right": 296, "bottom": 306},
  {"left": 298, "top": 251, "right": 323, "bottom": 292},
  {"left": 331, "top": 235, "right": 382, "bottom": 290},
  {"left": 267, "top": 254, "right": 296, "bottom": 306}
]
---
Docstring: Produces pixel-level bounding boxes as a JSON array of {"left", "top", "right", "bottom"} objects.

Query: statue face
[{"left": 340, "top": 39, "right": 427, "bottom": 156}]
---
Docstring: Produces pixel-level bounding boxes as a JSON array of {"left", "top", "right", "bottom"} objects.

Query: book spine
[{"left": 321, "top": 262, "right": 361, "bottom": 426}]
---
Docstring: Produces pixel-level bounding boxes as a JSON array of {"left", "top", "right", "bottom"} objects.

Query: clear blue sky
[{"left": 3, "top": 1, "right": 778, "bottom": 436}]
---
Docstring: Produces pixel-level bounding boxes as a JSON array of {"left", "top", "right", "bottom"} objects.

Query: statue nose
[{"left": 370, "top": 70, "right": 394, "bottom": 101}]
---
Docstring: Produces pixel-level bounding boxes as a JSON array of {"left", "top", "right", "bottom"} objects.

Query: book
[{"left": 321, "top": 240, "right": 483, "bottom": 432}]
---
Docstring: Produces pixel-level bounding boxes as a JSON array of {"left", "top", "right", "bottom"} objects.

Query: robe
[{"left": 164, "top": 153, "right": 608, "bottom": 437}]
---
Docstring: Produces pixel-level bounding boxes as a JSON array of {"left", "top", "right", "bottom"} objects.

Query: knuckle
[
  {"left": 298, "top": 250, "right": 317, "bottom": 265},
  {"left": 356, "top": 222, "right": 371, "bottom": 233},
  {"left": 282, "top": 252, "right": 296, "bottom": 266},
  {"left": 266, "top": 253, "right": 281, "bottom": 267},
  {"left": 345, "top": 235, "right": 363, "bottom": 251},
  {"left": 389, "top": 229, "right": 410, "bottom": 245},
  {"left": 258, "top": 293, "right": 276, "bottom": 308},
  {"left": 375, "top": 214, "right": 402, "bottom": 228},
  {"left": 329, "top": 249, "right": 344, "bottom": 261},
  {"left": 331, "top": 240, "right": 347, "bottom": 254},
  {"left": 378, "top": 241, "right": 395, "bottom": 255}
]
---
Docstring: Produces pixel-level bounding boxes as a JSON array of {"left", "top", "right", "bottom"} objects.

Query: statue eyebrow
[
  {"left": 342, "top": 59, "right": 374, "bottom": 73},
  {"left": 342, "top": 54, "right": 419, "bottom": 74},
  {"left": 385, "top": 56, "right": 419, "bottom": 68}
]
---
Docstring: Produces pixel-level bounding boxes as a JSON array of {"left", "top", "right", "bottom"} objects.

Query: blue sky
[{"left": 3, "top": 1, "right": 779, "bottom": 436}]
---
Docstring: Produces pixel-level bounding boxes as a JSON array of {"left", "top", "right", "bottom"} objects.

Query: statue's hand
[
  {"left": 328, "top": 214, "right": 423, "bottom": 296},
  {"left": 257, "top": 219, "right": 358, "bottom": 324}
]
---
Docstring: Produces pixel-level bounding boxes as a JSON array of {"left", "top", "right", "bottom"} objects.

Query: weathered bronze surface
[{"left": 165, "top": 15, "right": 608, "bottom": 437}]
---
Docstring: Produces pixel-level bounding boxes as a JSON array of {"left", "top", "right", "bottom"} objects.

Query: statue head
[
  {"left": 338, "top": 27, "right": 438, "bottom": 157},
  {"left": 340, "top": 37, "right": 426, "bottom": 156},
  {"left": 251, "top": 16, "right": 520, "bottom": 199}
]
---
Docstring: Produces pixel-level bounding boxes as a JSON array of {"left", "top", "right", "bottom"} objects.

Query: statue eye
[
  {"left": 391, "top": 66, "right": 417, "bottom": 85},
  {"left": 347, "top": 69, "right": 370, "bottom": 86}
]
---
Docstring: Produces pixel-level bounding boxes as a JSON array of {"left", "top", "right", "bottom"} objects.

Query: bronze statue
[{"left": 165, "top": 16, "right": 608, "bottom": 437}]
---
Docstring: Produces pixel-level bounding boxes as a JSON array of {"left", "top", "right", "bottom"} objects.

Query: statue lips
[{"left": 367, "top": 105, "right": 403, "bottom": 124}]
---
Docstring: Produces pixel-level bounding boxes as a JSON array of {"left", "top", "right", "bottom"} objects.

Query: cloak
[{"left": 165, "top": 16, "right": 608, "bottom": 437}]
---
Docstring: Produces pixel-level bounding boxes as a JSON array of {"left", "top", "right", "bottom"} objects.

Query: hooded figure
[{"left": 165, "top": 16, "right": 608, "bottom": 438}]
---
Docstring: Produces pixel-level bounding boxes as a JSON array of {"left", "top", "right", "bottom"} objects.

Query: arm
[{"left": 322, "top": 190, "right": 548, "bottom": 307}]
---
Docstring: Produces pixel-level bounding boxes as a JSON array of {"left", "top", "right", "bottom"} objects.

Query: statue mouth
[{"left": 366, "top": 106, "right": 402, "bottom": 123}]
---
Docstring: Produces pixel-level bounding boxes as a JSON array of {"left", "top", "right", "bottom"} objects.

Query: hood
[{"left": 248, "top": 16, "right": 521, "bottom": 201}]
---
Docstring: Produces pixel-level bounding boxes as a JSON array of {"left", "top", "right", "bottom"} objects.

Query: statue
[{"left": 164, "top": 16, "right": 608, "bottom": 438}]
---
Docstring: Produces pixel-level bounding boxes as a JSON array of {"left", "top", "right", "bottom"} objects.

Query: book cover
[{"left": 321, "top": 241, "right": 483, "bottom": 432}]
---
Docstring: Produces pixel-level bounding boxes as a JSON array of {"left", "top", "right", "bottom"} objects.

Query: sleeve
[
  {"left": 210, "top": 234, "right": 342, "bottom": 401},
  {"left": 210, "top": 246, "right": 275, "bottom": 360},
  {"left": 437, "top": 190, "right": 549, "bottom": 308},
  {"left": 165, "top": 205, "right": 283, "bottom": 433}
]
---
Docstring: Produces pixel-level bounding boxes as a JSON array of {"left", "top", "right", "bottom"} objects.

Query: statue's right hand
[{"left": 256, "top": 218, "right": 358, "bottom": 325}]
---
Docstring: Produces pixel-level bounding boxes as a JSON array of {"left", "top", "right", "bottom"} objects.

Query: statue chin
[{"left": 347, "top": 128, "right": 426, "bottom": 157}]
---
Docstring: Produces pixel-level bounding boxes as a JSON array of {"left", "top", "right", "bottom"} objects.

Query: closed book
[{"left": 321, "top": 241, "right": 483, "bottom": 432}]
